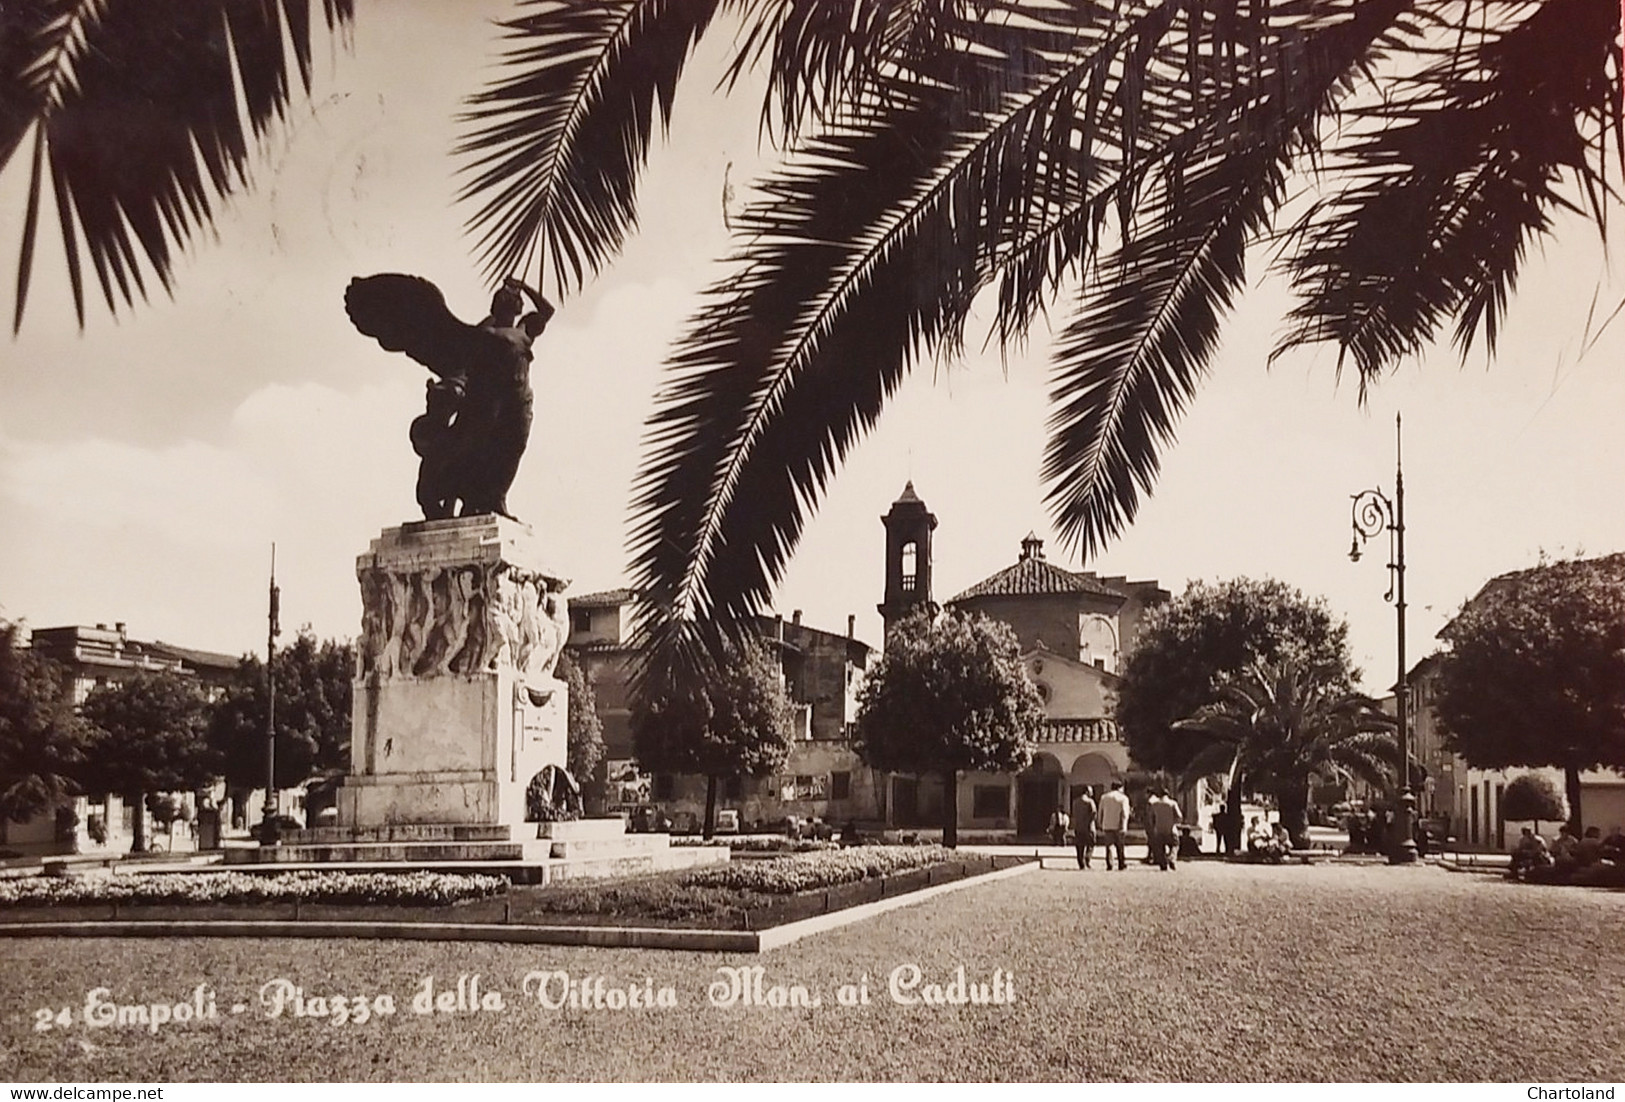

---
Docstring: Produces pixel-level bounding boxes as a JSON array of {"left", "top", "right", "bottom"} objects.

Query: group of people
[
  {"left": 1049, "top": 783, "right": 1185, "bottom": 871},
  {"left": 1244, "top": 815, "right": 1295, "bottom": 863},
  {"left": 1509, "top": 823, "right": 1625, "bottom": 881}
]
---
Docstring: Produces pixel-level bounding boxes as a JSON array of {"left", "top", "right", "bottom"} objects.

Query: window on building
[
  {"left": 652, "top": 774, "right": 675, "bottom": 801},
  {"left": 900, "top": 541, "right": 918, "bottom": 592},
  {"left": 779, "top": 774, "right": 826, "bottom": 800},
  {"left": 830, "top": 771, "right": 851, "bottom": 800},
  {"left": 972, "top": 785, "right": 1009, "bottom": 819},
  {"left": 571, "top": 610, "right": 591, "bottom": 633},
  {"left": 724, "top": 775, "right": 742, "bottom": 801}
]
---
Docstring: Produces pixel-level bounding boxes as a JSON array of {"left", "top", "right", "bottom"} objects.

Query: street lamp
[
  {"left": 261, "top": 543, "right": 282, "bottom": 847},
  {"left": 1348, "top": 413, "right": 1417, "bottom": 865}
]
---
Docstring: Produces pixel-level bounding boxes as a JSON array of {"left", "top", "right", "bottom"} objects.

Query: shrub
[{"left": 1502, "top": 773, "right": 1566, "bottom": 828}]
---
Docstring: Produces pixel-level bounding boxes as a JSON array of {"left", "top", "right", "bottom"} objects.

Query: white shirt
[{"left": 1098, "top": 789, "right": 1130, "bottom": 832}]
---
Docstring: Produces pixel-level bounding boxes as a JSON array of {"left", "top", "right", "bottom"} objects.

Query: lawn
[{"left": 1, "top": 861, "right": 1620, "bottom": 1082}]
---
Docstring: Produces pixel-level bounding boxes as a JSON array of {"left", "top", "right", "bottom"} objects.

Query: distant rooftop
[
  {"left": 950, "top": 535, "right": 1126, "bottom": 602},
  {"left": 27, "top": 623, "right": 240, "bottom": 677},
  {"left": 570, "top": 587, "right": 637, "bottom": 609}
]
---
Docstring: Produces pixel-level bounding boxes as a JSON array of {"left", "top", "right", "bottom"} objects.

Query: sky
[{"left": 2, "top": 0, "right": 1622, "bottom": 697}]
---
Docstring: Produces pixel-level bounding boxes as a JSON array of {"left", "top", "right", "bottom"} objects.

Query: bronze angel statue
[{"left": 344, "top": 274, "right": 555, "bottom": 521}]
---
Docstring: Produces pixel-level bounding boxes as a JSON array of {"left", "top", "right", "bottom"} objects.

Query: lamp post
[
  {"left": 1348, "top": 413, "right": 1417, "bottom": 864},
  {"left": 260, "top": 544, "right": 281, "bottom": 846}
]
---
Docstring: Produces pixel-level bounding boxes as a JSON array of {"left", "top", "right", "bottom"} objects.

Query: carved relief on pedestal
[{"left": 359, "top": 560, "right": 567, "bottom": 684}]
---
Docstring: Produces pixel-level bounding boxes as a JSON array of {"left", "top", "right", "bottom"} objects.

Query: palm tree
[
  {"left": 1173, "top": 657, "right": 1395, "bottom": 846},
  {"left": 6, "top": 2, "right": 1620, "bottom": 677},
  {"left": 454, "top": 0, "right": 1622, "bottom": 674}
]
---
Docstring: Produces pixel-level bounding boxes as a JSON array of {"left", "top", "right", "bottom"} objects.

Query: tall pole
[
  {"left": 1393, "top": 414, "right": 1415, "bottom": 863},
  {"left": 1349, "top": 414, "right": 1417, "bottom": 864},
  {"left": 262, "top": 544, "right": 281, "bottom": 845}
]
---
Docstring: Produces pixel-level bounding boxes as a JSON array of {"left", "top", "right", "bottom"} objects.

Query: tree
[
  {"left": 854, "top": 608, "right": 1044, "bottom": 848},
  {"left": 80, "top": 669, "right": 215, "bottom": 853},
  {"left": 207, "top": 632, "right": 353, "bottom": 816},
  {"left": 1116, "top": 577, "right": 1353, "bottom": 776},
  {"left": 0, "top": 621, "right": 89, "bottom": 825},
  {"left": 1174, "top": 658, "right": 1396, "bottom": 846},
  {"left": 1435, "top": 554, "right": 1625, "bottom": 832},
  {"left": 630, "top": 635, "right": 794, "bottom": 839},
  {"left": 1500, "top": 773, "right": 1566, "bottom": 836},
  {"left": 5, "top": 4, "right": 1618, "bottom": 679},
  {"left": 556, "top": 650, "right": 606, "bottom": 797}
]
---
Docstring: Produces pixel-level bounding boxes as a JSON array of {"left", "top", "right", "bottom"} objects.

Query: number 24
[{"left": 33, "top": 1007, "right": 71, "bottom": 1031}]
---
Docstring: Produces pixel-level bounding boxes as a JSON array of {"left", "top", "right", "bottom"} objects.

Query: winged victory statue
[{"left": 344, "top": 273, "right": 555, "bottom": 521}]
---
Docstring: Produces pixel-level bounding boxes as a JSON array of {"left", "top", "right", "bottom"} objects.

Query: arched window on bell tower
[{"left": 878, "top": 482, "right": 938, "bottom": 643}]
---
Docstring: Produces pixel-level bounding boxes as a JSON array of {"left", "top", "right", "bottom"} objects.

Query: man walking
[
  {"left": 1071, "top": 787, "right": 1098, "bottom": 869},
  {"left": 1098, "top": 781, "right": 1131, "bottom": 871},
  {"left": 1147, "top": 786, "right": 1183, "bottom": 870}
]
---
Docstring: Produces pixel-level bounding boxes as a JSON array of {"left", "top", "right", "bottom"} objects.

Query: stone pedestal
[{"left": 335, "top": 516, "right": 569, "bottom": 832}]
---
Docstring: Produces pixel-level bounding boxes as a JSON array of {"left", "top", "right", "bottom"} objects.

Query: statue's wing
[{"left": 344, "top": 273, "right": 499, "bottom": 379}]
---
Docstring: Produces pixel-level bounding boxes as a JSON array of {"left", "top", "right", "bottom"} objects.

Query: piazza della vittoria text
[{"left": 31, "top": 966, "right": 1017, "bottom": 1034}]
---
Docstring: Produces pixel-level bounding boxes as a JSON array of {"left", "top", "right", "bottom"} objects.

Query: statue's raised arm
[{"left": 344, "top": 273, "right": 554, "bottom": 522}]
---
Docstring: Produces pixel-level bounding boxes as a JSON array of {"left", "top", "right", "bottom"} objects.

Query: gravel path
[{"left": 2, "top": 861, "right": 1620, "bottom": 1082}]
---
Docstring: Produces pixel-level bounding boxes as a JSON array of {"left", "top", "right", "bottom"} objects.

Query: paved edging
[
  {"left": 754, "top": 859, "right": 1040, "bottom": 951},
  {"left": 0, "top": 861, "right": 1039, "bottom": 953}
]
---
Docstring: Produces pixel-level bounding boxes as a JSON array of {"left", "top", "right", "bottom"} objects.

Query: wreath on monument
[{"left": 525, "top": 765, "right": 582, "bottom": 822}]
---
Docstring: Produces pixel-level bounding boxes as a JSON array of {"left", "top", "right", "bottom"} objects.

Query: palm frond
[
  {"left": 1275, "top": 0, "right": 1623, "bottom": 386},
  {"left": 457, "top": 0, "right": 724, "bottom": 300},
  {"left": 2, "top": 0, "right": 354, "bottom": 331},
  {"left": 1176, "top": 740, "right": 1239, "bottom": 791},
  {"left": 1043, "top": 147, "right": 1280, "bottom": 557},
  {"left": 628, "top": 1, "right": 1355, "bottom": 671},
  {"left": 626, "top": 5, "right": 1150, "bottom": 673},
  {"left": 1038, "top": 0, "right": 1412, "bottom": 558},
  {"left": 722, "top": 0, "right": 963, "bottom": 144}
]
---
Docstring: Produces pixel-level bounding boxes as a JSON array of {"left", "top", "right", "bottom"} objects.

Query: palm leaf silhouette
[{"left": 1, "top": 0, "right": 354, "bottom": 331}]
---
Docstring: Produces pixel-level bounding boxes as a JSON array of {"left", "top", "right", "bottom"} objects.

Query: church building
[{"left": 877, "top": 483, "right": 1167, "bottom": 836}]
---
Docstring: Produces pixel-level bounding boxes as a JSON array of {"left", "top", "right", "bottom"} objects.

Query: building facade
[
  {"left": 564, "top": 590, "right": 878, "bottom": 830},
  {"left": 2, "top": 622, "right": 240, "bottom": 856},
  {"left": 876, "top": 484, "right": 1172, "bottom": 838},
  {"left": 1407, "top": 553, "right": 1625, "bottom": 848}
]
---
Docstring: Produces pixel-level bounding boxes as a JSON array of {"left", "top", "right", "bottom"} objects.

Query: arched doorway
[
  {"left": 1017, "top": 753, "right": 1065, "bottom": 837},
  {"left": 1068, "top": 752, "right": 1119, "bottom": 804}
]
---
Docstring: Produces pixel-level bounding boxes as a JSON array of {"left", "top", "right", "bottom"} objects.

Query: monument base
[
  {"left": 336, "top": 515, "right": 569, "bottom": 833},
  {"left": 224, "top": 817, "right": 732, "bottom": 883}
]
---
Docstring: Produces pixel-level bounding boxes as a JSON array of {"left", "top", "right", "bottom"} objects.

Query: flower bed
[
  {"left": 671, "top": 836, "right": 840, "bottom": 854},
  {"left": 683, "top": 844, "right": 956, "bottom": 892},
  {"left": 506, "top": 847, "right": 1025, "bottom": 928},
  {"left": 0, "top": 848, "right": 1031, "bottom": 932},
  {"left": 0, "top": 870, "right": 507, "bottom": 909}
]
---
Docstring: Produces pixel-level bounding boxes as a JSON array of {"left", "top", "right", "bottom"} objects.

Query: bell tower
[{"left": 878, "top": 482, "right": 938, "bottom": 641}]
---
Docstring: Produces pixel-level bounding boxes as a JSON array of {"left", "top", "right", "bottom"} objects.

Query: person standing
[
  {"left": 1098, "top": 781, "right": 1131, "bottom": 871},
  {"left": 1147, "top": 786, "right": 1183, "bottom": 870},
  {"left": 1071, "top": 787, "right": 1098, "bottom": 869},
  {"left": 1048, "top": 806, "right": 1071, "bottom": 847}
]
